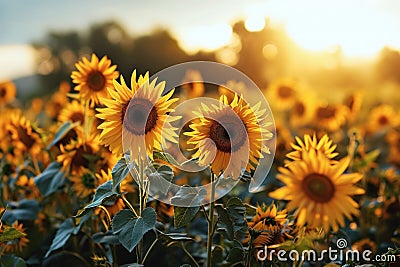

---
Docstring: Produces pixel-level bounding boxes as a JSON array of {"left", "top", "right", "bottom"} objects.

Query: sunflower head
[
  {"left": 266, "top": 78, "right": 300, "bottom": 110},
  {"left": 270, "top": 150, "right": 365, "bottom": 232},
  {"left": 0, "top": 81, "right": 16, "bottom": 106},
  {"left": 1, "top": 221, "right": 29, "bottom": 253},
  {"left": 244, "top": 203, "right": 292, "bottom": 254},
  {"left": 45, "top": 91, "right": 68, "bottom": 119},
  {"left": 185, "top": 94, "right": 272, "bottom": 178},
  {"left": 343, "top": 92, "right": 363, "bottom": 122},
  {"left": 289, "top": 98, "right": 314, "bottom": 128},
  {"left": 367, "top": 104, "right": 397, "bottom": 134},
  {"left": 71, "top": 53, "right": 119, "bottom": 105},
  {"left": 57, "top": 133, "right": 100, "bottom": 174},
  {"left": 314, "top": 104, "right": 347, "bottom": 131},
  {"left": 69, "top": 167, "right": 98, "bottom": 198},
  {"left": 7, "top": 111, "right": 42, "bottom": 157},
  {"left": 97, "top": 70, "right": 180, "bottom": 163},
  {"left": 286, "top": 133, "right": 338, "bottom": 164},
  {"left": 58, "top": 100, "right": 93, "bottom": 125}
]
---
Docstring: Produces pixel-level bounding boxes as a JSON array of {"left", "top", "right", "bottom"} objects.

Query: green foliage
[
  {"left": 173, "top": 206, "right": 200, "bottom": 229},
  {"left": 0, "top": 255, "right": 26, "bottom": 267},
  {"left": 45, "top": 218, "right": 81, "bottom": 258},
  {"left": 112, "top": 156, "right": 134, "bottom": 191},
  {"left": 74, "top": 180, "right": 118, "bottom": 218},
  {"left": 215, "top": 205, "right": 234, "bottom": 240},
  {"left": 45, "top": 121, "right": 80, "bottom": 149},
  {"left": 34, "top": 162, "right": 66, "bottom": 197},
  {"left": 112, "top": 208, "right": 156, "bottom": 252},
  {"left": 0, "top": 227, "right": 26, "bottom": 243}
]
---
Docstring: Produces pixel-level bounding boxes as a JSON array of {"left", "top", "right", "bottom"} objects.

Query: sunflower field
[{"left": 1, "top": 45, "right": 400, "bottom": 267}]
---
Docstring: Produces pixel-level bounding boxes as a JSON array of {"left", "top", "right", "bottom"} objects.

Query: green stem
[
  {"left": 206, "top": 171, "right": 216, "bottom": 267},
  {"left": 142, "top": 238, "right": 158, "bottom": 264},
  {"left": 182, "top": 242, "right": 200, "bottom": 267},
  {"left": 137, "top": 157, "right": 146, "bottom": 264}
]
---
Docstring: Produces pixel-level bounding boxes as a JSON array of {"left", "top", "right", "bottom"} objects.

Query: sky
[{"left": 1, "top": 0, "right": 400, "bottom": 79}]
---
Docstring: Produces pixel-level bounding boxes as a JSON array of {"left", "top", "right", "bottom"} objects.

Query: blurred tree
[{"left": 375, "top": 47, "right": 400, "bottom": 83}]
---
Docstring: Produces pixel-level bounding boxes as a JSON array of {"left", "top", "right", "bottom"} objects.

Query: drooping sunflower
[
  {"left": 58, "top": 100, "right": 93, "bottom": 125},
  {"left": 386, "top": 129, "right": 400, "bottom": 167},
  {"left": 7, "top": 111, "right": 42, "bottom": 157},
  {"left": 270, "top": 150, "right": 365, "bottom": 232},
  {"left": 96, "top": 70, "right": 180, "bottom": 162},
  {"left": 367, "top": 104, "right": 397, "bottom": 133},
  {"left": 2, "top": 221, "right": 29, "bottom": 253},
  {"left": 185, "top": 94, "right": 272, "bottom": 178},
  {"left": 57, "top": 133, "right": 100, "bottom": 174},
  {"left": 0, "top": 81, "right": 16, "bottom": 106},
  {"left": 314, "top": 104, "right": 347, "bottom": 131},
  {"left": 71, "top": 53, "right": 119, "bottom": 105},
  {"left": 266, "top": 78, "right": 299, "bottom": 110},
  {"left": 286, "top": 133, "right": 338, "bottom": 164},
  {"left": 244, "top": 203, "right": 292, "bottom": 253},
  {"left": 343, "top": 92, "right": 363, "bottom": 123}
]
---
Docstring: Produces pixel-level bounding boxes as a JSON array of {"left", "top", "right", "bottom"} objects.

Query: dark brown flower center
[
  {"left": 316, "top": 106, "right": 336, "bottom": 119},
  {"left": 302, "top": 173, "right": 335, "bottom": 203},
  {"left": 378, "top": 115, "right": 389, "bottom": 126},
  {"left": 345, "top": 96, "right": 355, "bottom": 111},
  {"left": 69, "top": 112, "right": 84, "bottom": 123},
  {"left": 82, "top": 173, "right": 96, "bottom": 189},
  {"left": 16, "top": 126, "right": 35, "bottom": 149},
  {"left": 122, "top": 98, "right": 158, "bottom": 135},
  {"left": 0, "top": 88, "right": 6, "bottom": 98},
  {"left": 87, "top": 71, "right": 106, "bottom": 92},
  {"left": 294, "top": 101, "right": 305, "bottom": 116},
  {"left": 277, "top": 86, "right": 294, "bottom": 99},
  {"left": 71, "top": 145, "right": 94, "bottom": 169},
  {"left": 209, "top": 115, "right": 247, "bottom": 153}
]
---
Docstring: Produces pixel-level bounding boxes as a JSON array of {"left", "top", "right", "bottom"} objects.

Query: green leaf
[
  {"left": 112, "top": 208, "right": 156, "bottom": 252},
  {"left": 173, "top": 206, "right": 200, "bottom": 229},
  {"left": 46, "top": 121, "right": 80, "bottom": 149},
  {"left": 0, "top": 227, "right": 26, "bottom": 243},
  {"left": 3, "top": 199, "right": 39, "bottom": 222},
  {"left": 158, "top": 232, "right": 194, "bottom": 243},
  {"left": 170, "top": 186, "right": 206, "bottom": 207},
  {"left": 226, "top": 247, "right": 244, "bottom": 263},
  {"left": 0, "top": 255, "right": 26, "bottom": 267},
  {"left": 34, "top": 162, "right": 66, "bottom": 197},
  {"left": 112, "top": 156, "right": 134, "bottom": 190},
  {"left": 147, "top": 165, "right": 174, "bottom": 198},
  {"left": 226, "top": 197, "right": 246, "bottom": 233},
  {"left": 45, "top": 218, "right": 80, "bottom": 258},
  {"left": 92, "top": 230, "right": 120, "bottom": 245},
  {"left": 215, "top": 205, "right": 234, "bottom": 240},
  {"left": 211, "top": 245, "right": 224, "bottom": 266},
  {"left": 74, "top": 180, "right": 118, "bottom": 218},
  {"left": 153, "top": 151, "right": 180, "bottom": 166}
]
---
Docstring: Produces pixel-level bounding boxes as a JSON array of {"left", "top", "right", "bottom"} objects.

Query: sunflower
[
  {"left": 289, "top": 98, "right": 314, "bottom": 128},
  {"left": 367, "top": 104, "right": 397, "bottom": 133},
  {"left": 244, "top": 203, "right": 292, "bottom": 253},
  {"left": 71, "top": 53, "right": 119, "bottom": 105},
  {"left": 2, "top": 221, "right": 29, "bottom": 253},
  {"left": 314, "top": 104, "right": 347, "bottom": 131},
  {"left": 58, "top": 100, "right": 93, "bottom": 125},
  {"left": 181, "top": 69, "right": 205, "bottom": 99},
  {"left": 45, "top": 91, "right": 68, "bottom": 119},
  {"left": 57, "top": 133, "right": 100, "bottom": 174},
  {"left": 69, "top": 167, "right": 99, "bottom": 198},
  {"left": 7, "top": 111, "right": 42, "bottom": 157},
  {"left": 218, "top": 80, "right": 248, "bottom": 103},
  {"left": 96, "top": 70, "right": 180, "bottom": 162},
  {"left": 0, "top": 81, "right": 16, "bottom": 106},
  {"left": 352, "top": 238, "right": 377, "bottom": 254},
  {"left": 266, "top": 78, "right": 299, "bottom": 110},
  {"left": 185, "top": 94, "right": 272, "bottom": 178},
  {"left": 270, "top": 150, "right": 365, "bottom": 232},
  {"left": 386, "top": 130, "right": 400, "bottom": 167},
  {"left": 15, "top": 175, "right": 40, "bottom": 199},
  {"left": 343, "top": 92, "right": 363, "bottom": 123},
  {"left": 286, "top": 133, "right": 338, "bottom": 164}
]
